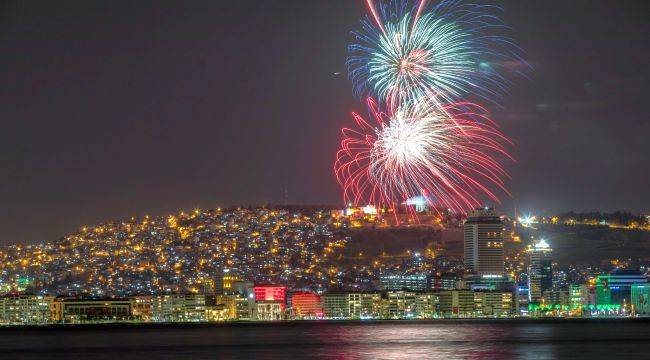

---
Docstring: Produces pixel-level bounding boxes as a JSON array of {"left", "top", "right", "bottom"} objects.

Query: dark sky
[{"left": 1, "top": 0, "right": 649, "bottom": 245}]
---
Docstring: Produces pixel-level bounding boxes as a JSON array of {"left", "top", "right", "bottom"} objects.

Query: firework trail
[
  {"left": 334, "top": 97, "right": 512, "bottom": 213},
  {"left": 348, "top": 0, "right": 527, "bottom": 106}
]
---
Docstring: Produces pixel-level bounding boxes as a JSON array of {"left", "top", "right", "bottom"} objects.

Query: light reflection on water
[
  {"left": 0, "top": 320, "right": 648, "bottom": 359},
  {"left": 302, "top": 323, "right": 556, "bottom": 359}
]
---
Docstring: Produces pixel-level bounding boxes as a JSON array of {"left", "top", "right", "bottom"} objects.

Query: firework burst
[
  {"left": 348, "top": 0, "right": 526, "bottom": 105},
  {"left": 334, "top": 97, "right": 512, "bottom": 212}
]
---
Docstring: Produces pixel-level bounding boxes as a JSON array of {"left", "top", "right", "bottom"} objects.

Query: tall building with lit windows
[
  {"left": 527, "top": 239, "right": 553, "bottom": 303},
  {"left": 463, "top": 208, "right": 504, "bottom": 276},
  {"left": 216, "top": 268, "right": 242, "bottom": 295}
]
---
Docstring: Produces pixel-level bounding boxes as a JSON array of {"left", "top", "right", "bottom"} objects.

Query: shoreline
[{"left": 2, "top": 317, "right": 649, "bottom": 331}]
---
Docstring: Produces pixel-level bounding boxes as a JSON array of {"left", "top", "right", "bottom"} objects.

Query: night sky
[{"left": 1, "top": 1, "right": 649, "bottom": 245}]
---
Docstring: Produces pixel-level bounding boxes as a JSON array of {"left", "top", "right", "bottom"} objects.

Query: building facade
[
  {"left": 291, "top": 292, "right": 323, "bottom": 319},
  {"left": 322, "top": 293, "right": 350, "bottom": 319},
  {"left": 413, "top": 292, "right": 438, "bottom": 319},
  {"left": 205, "top": 294, "right": 237, "bottom": 321},
  {"left": 631, "top": 283, "right": 650, "bottom": 316},
  {"left": 254, "top": 286, "right": 286, "bottom": 303},
  {"left": 151, "top": 294, "right": 206, "bottom": 322},
  {"left": 596, "top": 270, "right": 648, "bottom": 306},
  {"left": 463, "top": 208, "right": 504, "bottom": 276},
  {"left": 356, "top": 293, "right": 384, "bottom": 319},
  {"left": 386, "top": 291, "right": 417, "bottom": 318},
  {"left": 437, "top": 290, "right": 474, "bottom": 317},
  {"left": 53, "top": 299, "right": 132, "bottom": 323},
  {"left": 131, "top": 296, "right": 152, "bottom": 321},
  {"left": 255, "top": 302, "right": 284, "bottom": 320},
  {"left": 542, "top": 289, "right": 569, "bottom": 306},
  {"left": 569, "top": 284, "right": 594, "bottom": 313},
  {"left": 322, "top": 292, "right": 383, "bottom": 319},
  {"left": 230, "top": 281, "right": 255, "bottom": 320},
  {"left": 379, "top": 273, "right": 430, "bottom": 291},
  {"left": 474, "top": 291, "right": 514, "bottom": 317},
  {"left": 0, "top": 295, "right": 54, "bottom": 324},
  {"left": 527, "top": 240, "right": 553, "bottom": 303}
]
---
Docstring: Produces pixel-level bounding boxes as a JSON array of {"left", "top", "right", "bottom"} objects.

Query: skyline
[{"left": 2, "top": 0, "right": 650, "bottom": 244}]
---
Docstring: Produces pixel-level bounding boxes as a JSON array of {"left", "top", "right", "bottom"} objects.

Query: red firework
[{"left": 334, "top": 97, "right": 513, "bottom": 213}]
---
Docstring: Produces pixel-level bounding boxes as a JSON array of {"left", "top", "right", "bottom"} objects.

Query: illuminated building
[
  {"left": 516, "top": 286, "right": 529, "bottom": 314},
  {"left": 348, "top": 293, "right": 363, "bottom": 318},
  {"left": 356, "top": 293, "right": 384, "bottom": 319},
  {"left": 219, "top": 269, "right": 242, "bottom": 295},
  {"left": 230, "top": 281, "right": 255, "bottom": 320},
  {"left": 379, "top": 273, "right": 430, "bottom": 291},
  {"left": 322, "top": 293, "right": 351, "bottom": 319},
  {"left": 542, "top": 289, "right": 568, "bottom": 306},
  {"left": 463, "top": 208, "right": 504, "bottom": 276},
  {"left": 254, "top": 286, "right": 286, "bottom": 303},
  {"left": 464, "top": 274, "right": 516, "bottom": 292},
  {"left": 255, "top": 302, "right": 284, "bottom": 321},
  {"left": 53, "top": 299, "right": 132, "bottom": 323},
  {"left": 205, "top": 295, "right": 237, "bottom": 321},
  {"left": 321, "top": 292, "right": 384, "bottom": 319},
  {"left": 231, "top": 281, "right": 254, "bottom": 297},
  {"left": 568, "top": 285, "right": 582, "bottom": 309},
  {"left": 552, "top": 269, "right": 569, "bottom": 290},
  {"left": 205, "top": 304, "right": 232, "bottom": 321},
  {"left": 474, "top": 291, "right": 514, "bottom": 317},
  {"left": 253, "top": 285, "right": 286, "bottom": 321},
  {"left": 0, "top": 295, "right": 54, "bottom": 324},
  {"left": 384, "top": 291, "right": 438, "bottom": 319},
  {"left": 436, "top": 273, "right": 459, "bottom": 290},
  {"left": 413, "top": 293, "right": 438, "bottom": 319},
  {"left": 234, "top": 294, "right": 254, "bottom": 320},
  {"left": 596, "top": 269, "right": 647, "bottom": 306},
  {"left": 130, "top": 296, "right": 152, "bottom": 321},
  {"left": 386, "top": 291, "right": 417, "bottom": 318},
  {"left": 290, "top": 292, "right": 323, "bottom": 319},
  {"left": 631, "top": 284, "right": 650, "bottom": 315},
  {"left": 151, "top": 294, "right": 206, "bottom": 322},
  {"left": 215, "top": 271, "right": 224, "bottom": 295},
  {"left": 196, "top": 278, "right": 216, "bottom": 295},
  {"left": 437, "top": 290, "right": 474, "bottom": 317},
  {"left": 569, "top": 284, "right": 594, "bottom": 312},
  {"left": 526, "top": 240, "right": 553, "bottom": 303}
]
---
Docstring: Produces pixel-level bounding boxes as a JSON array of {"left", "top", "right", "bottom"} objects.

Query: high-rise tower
[
  {"left": 526, "top": 239, "right": 553, "bottom": 303},
  {"left": 463, "top": 208, "right": 504, "bottom": 276}
]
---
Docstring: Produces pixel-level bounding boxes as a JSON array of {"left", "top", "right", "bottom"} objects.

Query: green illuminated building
[
  {"left": 596, "top": 270, "right": 647, "bottom": 306},
  {"left": 631, "top": 284, "right": 650, "bottom": 316}
]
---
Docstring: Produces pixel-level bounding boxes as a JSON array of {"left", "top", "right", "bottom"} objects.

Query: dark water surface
[{"left": 1, "top": 319, "right": 649, "bottom": 359}]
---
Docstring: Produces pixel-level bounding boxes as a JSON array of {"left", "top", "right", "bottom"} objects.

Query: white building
[
  {"left": 151, "top": 294, "right": 205, "bottom": 322},
  {"left": 527, "top": 240, "right": 553, "bottom": 303}
]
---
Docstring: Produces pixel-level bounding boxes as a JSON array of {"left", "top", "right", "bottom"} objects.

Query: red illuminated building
[
  {"left": 291, "top": 292, "right": 323, "bottom": 319},
  {"left": 254, "top": 285, "right": 286, "bottom": 303}
]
